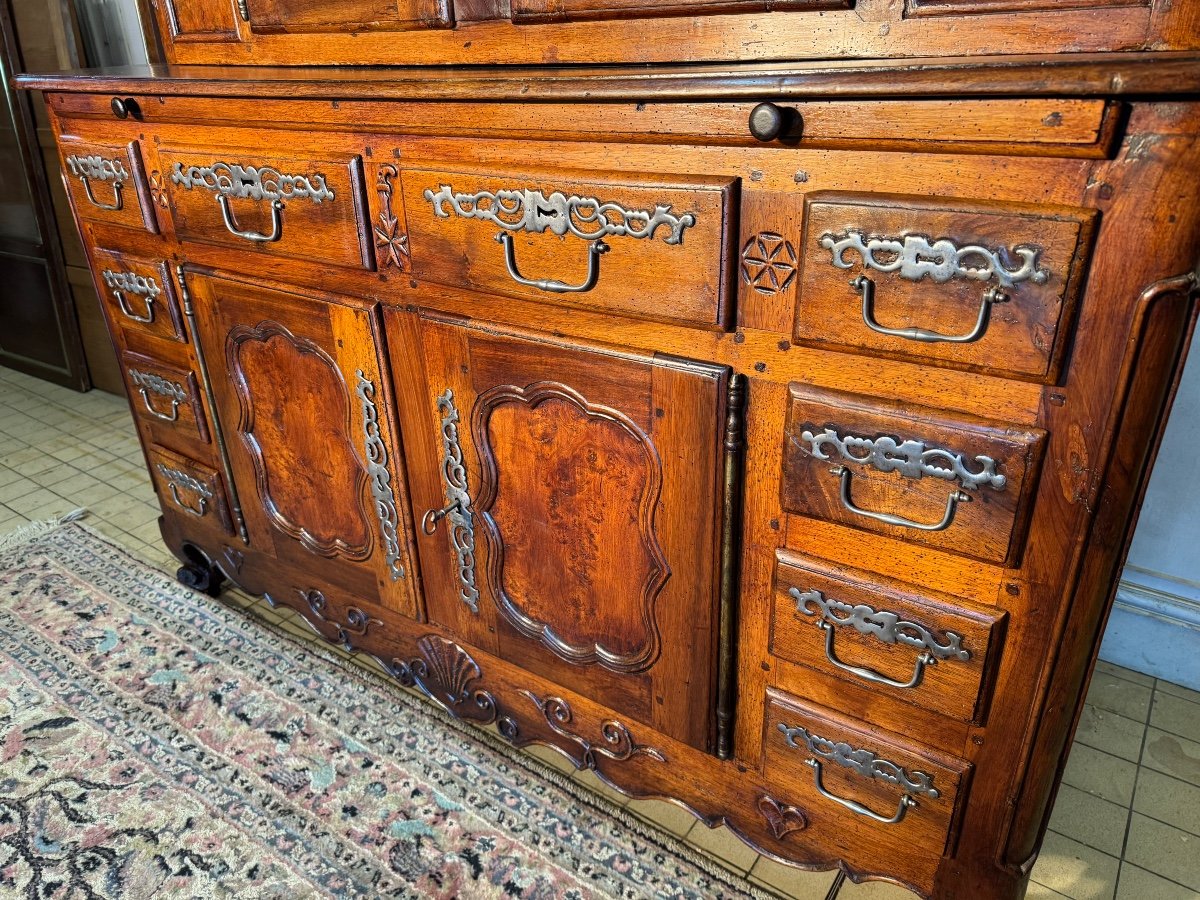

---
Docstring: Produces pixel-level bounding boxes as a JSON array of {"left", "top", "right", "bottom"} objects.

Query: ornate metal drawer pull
[
  {"left": 128, "top": 367, "right": 186, "bottom": 422},
  {"left": 66, "top": 154, "right": 127, "bottom": 211},
  {"left": 423, "top": 389, "right": 480, "bottom": 614},
  {"left": 853, "top": 275, "right": 1009, "bottom": 345},
  {"left": 157, "top": 463, "right": 212, "bottom": 518},
  {"left": 355, "top": 371, "right": 405, "bottom": 581},
  {"left": 805, "top": 759, "right": 917, "bottom": 825},
  {"left": 494, "top": 232, "right": 609, "bottom": 293},
  {"left": 832, "top": 465, "right": 969, "bottom": 532},
  {"left": 790, "top": 586, "right": 970, "bottom": 689},
  {"left": 779, "top": 723, "right": 939, "bottom": 798},
  {"left": 799, "top": 427, "right": 1006, "bottom": 491},
  {"left": 217, "top": 196, "right": 284, "bottom": 243},
  {"left": 103, "top": 269, "right": 160, "bottom": 324}
]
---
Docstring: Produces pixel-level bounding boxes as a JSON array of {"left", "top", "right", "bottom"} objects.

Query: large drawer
[
  {"left": 794, "top": 193, "right": 1096, "bottom": 383},
  {"left": 781, "top": 384, "right": 1046, "bottom": 566},
  {"left": 160, "top": 143, "right": 372, "bottom": 271},
  {"left": 763, "top": 689, "right": 971, "bottom": 858},
  {"left": 771, "top": 552, "right": 1006, "bottom": 724},
  {"left": 91, "top": 247, "right": 187, "bottom": 344},
  {"left": 402, "top": 164, "right": 738, "bottom": 329}
]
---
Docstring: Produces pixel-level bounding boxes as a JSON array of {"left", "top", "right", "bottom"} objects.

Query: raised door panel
[
  {"left": 189, "top": 272, "right": 421, "bottom": 620},
  {"left": 244, "top": 0, "right": 453, "bottom": 30},
  {"left": 159, "top": 0, "right": 244, "bottom": 41},
  {"left": 390, "top": 309, "right": 731, "bottom": 751}
]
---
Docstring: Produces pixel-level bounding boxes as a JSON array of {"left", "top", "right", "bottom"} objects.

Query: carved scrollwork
[
  {"left": 790, "top": 587, "right": 971, "bottom": 661},
  {"left": 423, "top": 185, "right": 697, "bottom": 245},
  {"left": 300, "top": 589, "right": 382, "bottom": 651},
  {"left": 354, "top": 370, "right": 405, "bottom": 582},
  {"left": 757, "top": 795, "right": 808, "bottom": 839},
  {"left": 385, "top": 635, "right": 509, "bottom": 731},
  {"left": 374, "top": 165, "right": 410, "bottom": 270},
  {"left": 522, "top": 690, "right": 666, "bottom": 769},
  {"left": 66, "top": 154, "right": 129, "bottom": 183},
  {"left": 170, "top": 161, "right": 335, "bottom": 204},
  {"left": 741, "top": 232, "right": 797, "bottom": 295},
  {"left": 821, "top": 230, "right": 1049, "bottom": 289},
  {"left": 798, "top": 426, "right": 1006, "bottom": 491},
  {"left": 778, "top": 723, "right": 940, "bottom": 799},
  {"left": 103, "top": 269, "right": 161, "bottom": 298},
  {"left": 128, "top": 368, "right": 186, "bottom": 401}
]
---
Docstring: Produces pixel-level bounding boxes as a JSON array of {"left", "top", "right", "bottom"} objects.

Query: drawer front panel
[
  {"left": 161, "top": 147, "right": 372, "bottom": 270},
  {"left": 92, "top": 248, "right": 186, "bottom": 344},
  {"left": 782, "top": 384, "right": 1046, "bottom": 565},
  {"left": 795, "top": 193, "right": 1096, "bottom": 382},
  {"left": 510, "top": 0, "right": 849, "bottom": 22},
  {"left": 402, "top": 166, "right": 737, "bottom": 329},
  {"left": 148, "top": 445, "right": 234, "bottom": 535},
  {"left": 772, "top": 553, "right": 1006, "bottom": 723},
  {"left": 764, "top": 690, "right": 970, "bottom": 856},
  {"left": 245, "top": 0, "right": 452, "bottom": 31},
  {"left": 121, "top": 350, "right": 210, "bottom": 445},
  {"left": 60, "top": 139, "right": 156, "bottom": 233}
]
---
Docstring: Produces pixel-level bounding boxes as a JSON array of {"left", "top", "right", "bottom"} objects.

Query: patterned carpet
[{"left": 0, "top": 523, "right": 770, "bottom": 899}]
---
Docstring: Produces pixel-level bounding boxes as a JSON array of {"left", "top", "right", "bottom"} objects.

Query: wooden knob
[
  {"left": 111, "top": 97, "right": 141, "bottom": 120},
  {"left": 749, "top": 102, "right": 792, "bottom": 142}
]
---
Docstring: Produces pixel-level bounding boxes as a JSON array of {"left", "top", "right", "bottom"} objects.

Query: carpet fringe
[{"left": 0, "top": 508, "right": 88, "bottom": 554}]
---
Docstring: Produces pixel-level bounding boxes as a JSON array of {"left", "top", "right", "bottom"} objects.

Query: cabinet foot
[{"left": 176, "top": 544, "right": 226, "bottom": 597}]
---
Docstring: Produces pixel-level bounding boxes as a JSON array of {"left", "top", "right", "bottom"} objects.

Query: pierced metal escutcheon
[
  {"left": 494, "top": 233, "right": 609, "bottom": 294},
  {"left": 424, "top": 389, "right": 480, "bottom": 614},
  {"left": 832, "top": 464, "right": 970, "bottom": 532},
  {"left": 805, "top": 758, "right": 918, "bottom": 825},
  {"left": 853, "top": 274, "right": 1010, "bottom": 345},
  {"left": 218, "top": 196, "right": 284, "bottom": 243}
]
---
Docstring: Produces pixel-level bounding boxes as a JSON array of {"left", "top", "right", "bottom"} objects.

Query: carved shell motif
[{"left": 415, "top": 635, "right": 482, "bottom": 705}]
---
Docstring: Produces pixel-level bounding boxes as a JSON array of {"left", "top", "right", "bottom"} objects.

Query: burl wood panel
[
  {"left": 392, "top": 309, "right": 728, "bottom": 750},
  {"left": 771, "top": 551, "right": 1006, "bottom": 724},
  {"left": 782, "top": 383, "right": 1047, "bottom": 566},
  {"left": 401, "top": 165, "right": 737, "bottom": 329},
  {"left": 795, "top": 193, "right": 1097, "bottom": 382},
  {"left": 189, "top": 271, "right": 422, "bottom": 620}
]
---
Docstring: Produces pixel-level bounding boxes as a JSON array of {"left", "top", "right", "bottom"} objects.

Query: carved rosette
[
  {"left": 373, "top": 164, "right": 410, "bottom": 270},
  {"left": 740, "top": 232, "right": 797, "bottom": 295}
]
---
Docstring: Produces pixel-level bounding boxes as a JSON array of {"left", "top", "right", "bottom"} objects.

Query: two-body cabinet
[{"left": 24, "top": 49, "right": 1200, "bottom": 900}]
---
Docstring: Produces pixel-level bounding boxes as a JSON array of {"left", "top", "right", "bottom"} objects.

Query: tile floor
[{"left": 1, "top": 362, "right": 1198, "bottom": 900}]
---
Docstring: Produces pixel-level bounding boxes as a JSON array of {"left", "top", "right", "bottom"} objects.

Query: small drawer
[
  {"left": 764, "top": 689, "right": 970, "bottom": 856},
  {"left": 782, "top": 384, "right": 1046, "bottom": 566},
  {"left": 147, "top": 445, "right": 233, "bottom": 535},
  {"left": 92, "top": 248, "right": 186, "bottom": 343},
  {"left": 121, "top": 350, "right": 210, "bottom": 445},
  {"left": 771, "top": 552, "right": 1006, "bottom": 723},
  {"left": 402, "top": 164, "right": 737, "bottom": 329},
  {"left": 159, "top": 144, "right": 372, "bottom": 270},
  {"left": 794, "top": 193, "right": 1096, "bottom": 382},
  {"left": 59, "top": 138, "right": 157, "bottom": 233}
]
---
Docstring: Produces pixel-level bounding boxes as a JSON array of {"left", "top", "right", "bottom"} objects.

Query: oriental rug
[{"left": 0, "top": 523, "right": 770, "bottom": 899}]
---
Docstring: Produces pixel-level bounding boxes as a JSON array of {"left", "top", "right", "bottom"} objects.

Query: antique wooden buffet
[{"left": 16, "top": 4, "right": 1200, "bottom": 897}]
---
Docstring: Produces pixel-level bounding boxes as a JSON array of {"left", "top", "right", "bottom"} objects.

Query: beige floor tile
[
  {"left": 0, "top": 476, "right": 41, "bottom": 504},
  {"left": 1133, "top": 768, "right": 1200, "bottom": 838},
  {"left": 1122, "top": 813, "right": 1200, "bottom": 892},
  {"left": 1086, "top": 674, "right": 1154, "bottom": 723},
  {"left": 625, "top": 797, "right": 698, "bottom": 837},
  {"left": 1151, "top": 691, "right": 1200, "bottom": 745},
  {"left": 1094, "top": 661, "right": 1156, "bottom": 688},
  {"left": 1074, "top": 705, "right": 1147, "bottom": 763},
  {"left": 1115, "top": 863, "right": 1200, "bottom": 900},
  {"left": 6, "top": 488, "right": 70, "bottom": 518},
  {"left": 1157, "top": 680, "right": 1200, "bottom": 705},
  {"left": 69, "top": 481, "right": 124, "bottom": 507},
  {"left": 748, "top": 856, "right": 837, "bottom": 899},
  {"left": 1062, "top": 743, "right": 1139, "bottom": 807},
  {"left": 1030, "top": 831, "right": 1119, "bottom": 900},
  {"left": 1026, "top": 882, "right": 1076, "bottom": 900},
  {"left": 685, "top": 822, "right": 759, "bottom": 874},
  {"left": 1048, "top": 784, "right": 1130, "bottom": 857},
  {"left": 0, "top": 466, "right": 23, "bottom": 487},
  {"left": 523, "top": 743, "right": 579, "bottom": 776},
  {"left": 1142, "top": 729, "right": 1200, "bottom": 788},
  {"left": 572, "top": 769, "right": 632, "bottom": 809},
  {"left": 838, "top": 879, "right": 920, "bottom": 898}
]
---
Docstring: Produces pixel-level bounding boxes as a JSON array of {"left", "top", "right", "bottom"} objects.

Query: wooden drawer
[
  {"left": 92, "top": 248, "right": 186, "bottom": 344},
  {"left": 160, "top": 144, "right": 372, "bottom": 270},
  {"left": 764, "top": 689, "right": 971, "bottom": 857},
  {"left": 511, "top": 0, "right": 848, "bottom": 21},
  {"left": 771, "top": 552, "right": 1006, "bottom": 724},
  {"left": 402, "top": 165, "right": 737, "bottom": 329},
  {"left": 147, "top": 445, "right": 233, "bottom": 535},
  {"left": 795, "top": 193, "right": 1096, "bottom": 382},
  {"left": 781, "top": 384, "right": 1046, "bottom": 566},
  {"left": 58, "top": 138, "right": 156, "bottom": 233},
  {"left": 121, "top": 349, "right": 210, "bottom": 445}
]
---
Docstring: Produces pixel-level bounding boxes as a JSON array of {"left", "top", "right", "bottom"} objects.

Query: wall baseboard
[{"left": 1100, "top": 567, "right": 1200, "bottom": 692}]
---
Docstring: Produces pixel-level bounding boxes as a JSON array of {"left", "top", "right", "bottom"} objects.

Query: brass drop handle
[
  {"left": 853, "top": 275, "right": 1010, "bottom": 344},
  {"left": 113, "top": 289, "right": 155, "bottom": 324},
  {"left": 831, "top": 465, "right": 970, "bottom": 532},
  {"left": 748, "top": 102, "right": 801, "bottom": 142},
  {"left": 495, "top": 232, "right": 608, "bottom": 293},
  {"left": 816, "top": 620, "right": 936, "bottom": 690},
  {"left": 218, "top": 195, "right": 284, "bottom": 243},
  {"left": 168, "top": 482, "right": 209, "bottom": 517},
  {"left": 805, "top": 759, "right": 918, "bottom": 825},
  {"left": 79, "top": 176, "right": 123, "bottom": 211}
]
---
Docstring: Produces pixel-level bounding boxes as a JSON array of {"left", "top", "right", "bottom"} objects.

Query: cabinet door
[
  {"left": 189, "top": 272, "right": 421, "bottom": 620},
  {"left": 389, "top": 310, "right": 733, "bottom": 751}
]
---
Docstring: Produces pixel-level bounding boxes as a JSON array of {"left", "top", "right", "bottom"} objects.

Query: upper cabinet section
[{"left": 145, "top": 0, "right": 1194, "bottom": 66}]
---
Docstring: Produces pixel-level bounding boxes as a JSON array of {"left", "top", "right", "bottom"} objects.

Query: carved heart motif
[{"left": 758, "top": 794, "right": 807, "bottom": 840}]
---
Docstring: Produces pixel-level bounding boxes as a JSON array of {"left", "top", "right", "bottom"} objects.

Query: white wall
[{"left": 1101, "top": 344, "right": 1200, "bottom": 688}]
